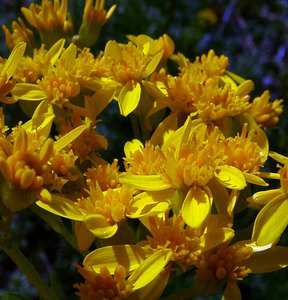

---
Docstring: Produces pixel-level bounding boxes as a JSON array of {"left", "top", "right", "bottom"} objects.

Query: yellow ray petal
[
  {"left": 127, "top": 249, "right": 172, "bottom": 290},
  {"left": 182, "top": 186, "right": 212, "bottom": 228},
  {"left": 214, "top": 165, "right": 247, "bottom": 190},
  {"left": 12, "top": 83, "right": 46, "bottom": 101},
  {"left": 127, "top": 190, "right": 171, "bottom": 218},
  {"left": 118, "top": 81, "right": 141, "bottom": 116},
  {"left": 248, "top": 188, "right": 283, "bottom": 206},
  {"left": 83, "top": 244, "right": 152, "bottom": 273},
  {"left": 200, "top": 228, "right": 234, "bottom": 250},
  {"left": 2, "top": 42, "right": 26, "bottom": 79},
  {"left": 119, "top": 174, "right": 170, "bottom": 191},
  {"left": 243, "top": 172, "right": 268, "bottom": 186},
  {"left": 54, "top": 124, "right": 87, "bottom": 152},
  {"left": 73, "top": 221, "right": 95, "bottom": 252},
  {"left": 36, "top": 195, "right": 84, "bottom": 221},
  {"left": 245, "top": 246, "right": 288, "bottom": 273},
  {"left": 252, "top": 194, "right": 288, "bottom": 246},
  {"left": 143, "top": 50, "right": 163, "bottom": 77},
  {"left": 83, "top": 214, "right": 118, "bottom": 239}
]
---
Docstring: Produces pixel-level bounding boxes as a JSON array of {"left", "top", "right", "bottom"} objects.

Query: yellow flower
[
  {"left": 0, "top": 126, "right": 54, "bottom": 211},
  {"left": 144, "top": 214, "right": 234, "bottom": 269},
  {"left": 123, "top": 139, "right": 167, "bottom": 175},
  {"left": 86, "top": 159, "right": 120, "bottom": 191},
  {"left": 127, "top": 34, "right": 175, "bottom": 62},
  {"left": 103, "top": 40, "right": 163, "bottom": 116},
  {"left": 81, "top": 245, "right": 172, "bottom": 298},
  {"left": 74, "top": 263, "right": 131, "bottom": 299},
  {"left": 195, "top": 242, "right": 288, "bottom": 300},
  {"left": 145, "top": 51, "right": 252, "bottom": 125},
  {"left": 222, "top": 123, "right": 269, "bottom": 186},
  {"left": 37, "top": 183, "right": 133, "bottom": 239},
  {"left": 21, "top": 0, "right": 73, "bottom": 47},
  {"left": 12, "top": 42, "right": 80, "bottom": 107},
  {"left": 2, "top": 18, "right": 37, "bottom": 53},
  {"left": 57, "top": 115, "right": 107, "bottom": 161},
  {"left": 13, "top": 38, "right": 65, "bottom": 83},
  {"left": 120, "top": 117, "right": 247, "bottom": 228},
  {"left": 249, "top": 90, "right": 284, "bottom": 129},
  {"left": 76, "top": 0, "right": 117, "bottom": 48},
  {"left": 0, "top": 42, "right": 26, "bottom": 103}
]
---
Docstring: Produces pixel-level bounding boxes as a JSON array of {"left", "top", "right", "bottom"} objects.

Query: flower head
[
  {"left": 21, "top": 0, "right": 73, "bottom": 46},
  {"left": 77, "top": 0, "right": 117, "bottom": 48},
  {"left": 74, "top": 263, "right": 131, "bottom": 299}
]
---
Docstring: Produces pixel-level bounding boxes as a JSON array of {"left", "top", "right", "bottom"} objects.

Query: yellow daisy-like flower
[
  {"left": 2, "top": 17, "right": 36, "bottom": 53},
  {"left": 103, "top": 40, "right": 163, "bottom": 116},
  {"left": 86, "top": 159, "right": 120, "bottom": 191},
  {"left": 21, "top": 0, "right": 73, "bottom": 47},
  {"left": 12, "top": 42, "right": 80, "bottom": 107},
  {"left": 74, "top": 263, "right": 131, "bottom": 300},
  {"left": 249, "top": 90, "right": 284, "bottom": 129},
  {"left": 195, "top": 242, "right": 288, "bottom": 300},
  {"left": 0, "top": 126, "right": 54, "bottom": 211}
]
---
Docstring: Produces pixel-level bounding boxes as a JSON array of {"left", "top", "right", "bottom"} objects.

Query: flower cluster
[{"left": 0, "top": 1, "right": 287, "bottom": 300}]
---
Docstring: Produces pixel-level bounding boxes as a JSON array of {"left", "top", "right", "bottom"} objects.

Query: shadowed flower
[
  {"left": 249, "top": 90, "right": 283, "bottom": 129},
  {"left": 74, "top": 263, "right": 131, "bottom": 299},
  {"left": 2, "top": 18, "right": 37, "bottom": 54}
]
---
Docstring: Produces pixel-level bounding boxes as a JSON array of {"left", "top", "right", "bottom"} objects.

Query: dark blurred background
[{"left": 1, "top": 0, "right": 288, "bottom": 299}]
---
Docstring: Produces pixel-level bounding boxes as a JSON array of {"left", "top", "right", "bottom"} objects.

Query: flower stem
[{"left": 1, "top": 239, "right": 58, "bottom": 300}]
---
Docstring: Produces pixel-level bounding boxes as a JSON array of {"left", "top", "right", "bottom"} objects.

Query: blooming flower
[{"left": 21, "top": 0, "right": 73, "bottom": 47}]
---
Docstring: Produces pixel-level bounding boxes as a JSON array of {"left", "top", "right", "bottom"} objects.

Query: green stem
[
  {"left": 1, "top": 240, "right": 58, "bottom": 300},
  {"left": 30, "top": 204, "right": 79, "bottom": 252}
]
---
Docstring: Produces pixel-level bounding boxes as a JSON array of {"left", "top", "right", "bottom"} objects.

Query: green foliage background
[{"left": 1, "top": 0, "right": 288, "bottom": 299}]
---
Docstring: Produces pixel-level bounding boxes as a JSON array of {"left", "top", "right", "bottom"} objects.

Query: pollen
[
  {"left": 124, "top": 141, "right": 167, "bottom": 175},
  {"left": 38, "top": 71, "right": 80, "bottom": 106},
  {"left": 86, "top": 159, "right": 120, "bottom": 191}
]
